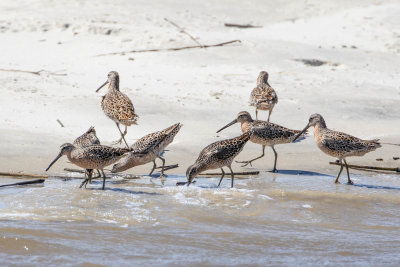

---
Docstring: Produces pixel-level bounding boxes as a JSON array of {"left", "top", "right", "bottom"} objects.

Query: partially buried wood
[
  {"left": 0, "top": 172, "right": 48, "bottom": 179},
  {"left": 0, "top": 179, "right": 45, "bottom": 188},
  {"left": 224, "top": 23, "right": 262, "bottom": 28},
  {"left": 329, "top": 162, "right": 400, "bottom": 173}
]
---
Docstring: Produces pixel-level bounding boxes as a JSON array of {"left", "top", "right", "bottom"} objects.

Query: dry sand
[{"left": 0, "top": 0, "right": 399, "bottom": 176}]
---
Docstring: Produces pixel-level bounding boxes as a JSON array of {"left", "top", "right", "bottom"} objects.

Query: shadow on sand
[{"left": 350, "top": 183, "right": 400, "bottom": 191}]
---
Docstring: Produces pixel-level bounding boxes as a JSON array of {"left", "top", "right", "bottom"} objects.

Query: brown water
[{"left": 1, "top": 170, "right": 400, "bottom": 266}]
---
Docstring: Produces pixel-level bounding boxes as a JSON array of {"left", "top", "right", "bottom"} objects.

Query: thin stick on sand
[
  {"left": 56, "top": 119, "right": 65, "bottom": 127},
  {"left": 224, "top": 23, "right": 262, "bottom": 28},
  {"left": 0, "top": 68, "right": 67, "bottom": 76},
  {"left": 96, "top": 40, "right": 241, "bottom": 56},
  {"left": 164, "top": 18, "right": 203, "bottom": 46},
  {"left": 329, "top": 162, "right": 400, "bottom": 173}
]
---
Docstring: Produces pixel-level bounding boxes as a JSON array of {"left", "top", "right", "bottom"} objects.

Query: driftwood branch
[
  {"left": 96, "top": 40, "right": 241, "bottom": 56},
  {"left": 0, "top": 171, "right": 48, "bottom": 179},
  {"left": 0, "top": 179, "right": 45, "bottom": 188},
  {"left": 164, "top": 18, "right": 203, "bottom": 46},
  {"left": 224, "top": 23, "right": 262, "bottom": 28},
  {"left": 0, "top": 68, "right": 67, "bottom": 76},
  {"left": 329, "top": 162, "right": 400, "bottom": 173}
]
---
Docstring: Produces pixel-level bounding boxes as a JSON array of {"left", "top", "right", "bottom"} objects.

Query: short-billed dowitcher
[
  {"left": 73, "top": 126, "right": 101, "bottom": 182},
  {"left": 73, "top": 126, "right": 100, "bottom": 148},
  {"left": 249, "top": 71, "right": 278, "bottom": 121},
  {"left": 217, "top": 111, "right": 307, "bottom": 172},
  {"left": 111, "top": 123, "right": 182, "bottom": 176},
  {"left": 186, "top": 132, "right": 251, "bottom": 188},
  {"left": 46, "top": 143, "right": 131, "bottom": 190},
  {"left": 96, "top": 71, "right": 139, "bottom": 148},
  {"left": 293, "top": 113, "right": 382, "bottom": 184}
]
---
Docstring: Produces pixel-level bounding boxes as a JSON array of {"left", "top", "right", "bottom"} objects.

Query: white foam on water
[{"left": 258, "top": 194, "right": 274, "bottom": 201}]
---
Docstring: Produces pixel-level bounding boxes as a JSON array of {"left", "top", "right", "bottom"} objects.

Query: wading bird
[
  {"left": 217, "top": 111, "right": 306, "bottom": 172},
  {"left": 96, "top": 71, "right": 139, "bottom": 148},
  {"left": 293, "top": 113, "right": 381, "bottom": 184}
]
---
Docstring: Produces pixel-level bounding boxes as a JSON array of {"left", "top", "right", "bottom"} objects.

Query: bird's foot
[
  {"left": 271, "top": 168, "right": 278, "bottom": 173},
  {"left": 347, "top": 180, "right": 354, "bottom": 185}
]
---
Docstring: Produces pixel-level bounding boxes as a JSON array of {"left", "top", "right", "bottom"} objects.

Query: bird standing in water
[
  {"left": 217, "top": 111, "right": 307, "bottom": 172},
  {"left": 73, "top": 126, "right": 101, "bottom": 183},
  {"left": 96, "top": 71, "right": 139, "bottom": 148},
  {"left": 249, "top": 71, "right": 278, "bottom": 121},
  {"left": 46, "top": 143, "right": 131, "bottom": 190},
  {"left": 293, "top": 113, "right": 382, "bottom": 184},
  {"left": 186, "top": 132, "right": 251, "bottom": 188},
  {"left": 112, "top": 123, "right": 182, "bottom": 177}
]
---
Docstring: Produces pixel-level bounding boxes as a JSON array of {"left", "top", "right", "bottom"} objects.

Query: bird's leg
[
  {"left": 95, "top": 169, "right": 101, "bottom": 179},
  {"left": 271, "top": 146, "right": 278, "bottom": 173},
  {"left": 101, "top": 169, "right": 106, "bottom": 190},
  {"left": 343, "top": 159, "right": 353, "bottom": 185},
  {"left": 335, "top": 159, "right": 344, "bottom": 183},
  {"left": 86, "top": 169, "right": 93, "bottom": 184},
  {"left": 149, "top": 160, "right": 157, "bottom": 176},
  {"left": 79, "top": 170, "right": 92, "bottom": 189},
  {"left": 217, "top": 168, "right": 225, "bottom": 187},
  {"left": 228, "top": 166, "right": 235, "bottom": 188},
  {"left": 236, "top": 145, "right": 266, "bottom": 167},
  {"left": 114, "top": 122, "right": 130, "bottom": 148},
  {"left": 157, "top": 155, "right": 166, "bottom": 177},
  {"left": 255, "top": 108, "right": 258, "bottom": 120}
]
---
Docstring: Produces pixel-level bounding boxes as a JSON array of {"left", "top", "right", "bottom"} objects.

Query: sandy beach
[{"left": 0, "top": 0, "right": 400, "bottom": 265}]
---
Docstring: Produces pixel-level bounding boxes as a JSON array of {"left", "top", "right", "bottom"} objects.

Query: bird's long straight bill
[
  {"left": 216, "top": 119, "right": 238, "bottom": 133},
  {"left": 95, "top": 81, "right": 108, "bottom": 92},
  {"left": 45, "top": 153, "right": 63, "bottom": 171},
  {"left": 293, "top": 124, "right": 310, "bottom": 142}
]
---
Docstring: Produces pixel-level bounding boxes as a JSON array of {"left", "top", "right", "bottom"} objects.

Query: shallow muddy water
[{"left": 1, "top": 171, "right": 400, "bottom": 266}]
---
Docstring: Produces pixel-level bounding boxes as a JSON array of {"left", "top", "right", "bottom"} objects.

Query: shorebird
[
  {"left": 293, "top": 113, "right": 382, "bottom": 184},
  {"left": 46, "top": 143, "right": 131, "bottom": 190},
  {"left": 73, "top": 126, "right": 101, "bottom": 182},
  {"left": 112, "top": 123, "right": 182, "bottom": 177},
  {"left": 249, "top": 71, "right": 278, "bottom": 121},
  {"left": 217, "top": 111, "right": 307, "bottom": 172},
  {"left": 186, "top": 132, "right": 251, "bottom": 188},
  {"left": 96, "top": 71, "right": 139, "bottom": 148}
]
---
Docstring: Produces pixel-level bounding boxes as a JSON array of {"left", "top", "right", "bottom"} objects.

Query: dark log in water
[{"left": 0, "top": 179, "right": 45, "bottom": 188}]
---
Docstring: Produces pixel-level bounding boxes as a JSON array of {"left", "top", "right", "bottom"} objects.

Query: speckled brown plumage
[
  {"left": 217, "top": 111, "right": 307, "bottom": 172},
  {"left": 73, "top": 126, "right": 101, "bottom": 182},
  {"left": 293, "top": 113, "right": 382, "bottom": 184},
  {"left": 73, "top": 126, "right": 100, "bottom": 148},
  {"left": 111, "top": 123, "right": 182, "bottom": 176},
  {"left": 96, "top": 71, "right": 139, "bottom": 148},
  {"left": 186, "top": 132, "right": 251, "bottom": 187},
  {"left": 46, "top": 143, "right": 130, "bottom": 190},
  {"left": 249, "top": 71, "right": 278, "bottom": 121}
]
